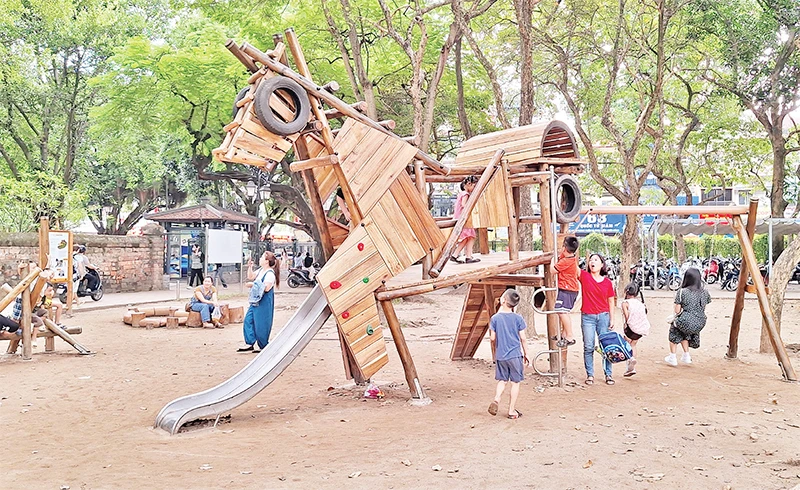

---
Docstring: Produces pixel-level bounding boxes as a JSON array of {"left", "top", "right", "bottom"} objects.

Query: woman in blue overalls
[{"left": 238, "top": 251, "right": 280, "bottom": 353}]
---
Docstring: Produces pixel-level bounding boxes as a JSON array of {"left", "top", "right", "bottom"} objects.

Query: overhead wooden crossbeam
[{"left": 582, "top": 205, "right": 750, "bottom": 216}]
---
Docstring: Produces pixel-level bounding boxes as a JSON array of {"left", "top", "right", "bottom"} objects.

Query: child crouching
[
  {"left": 620, "top": 283, "right": 650, "bottom": 377},
  {"left": 488, "top": 289, "right": 529, "bottom": 419}
]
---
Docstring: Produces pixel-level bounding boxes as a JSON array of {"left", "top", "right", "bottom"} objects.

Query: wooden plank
[
  {"left": 366, "top": 198, "right": 426, "bottom": 271},
  {"left": 389, "top": 173, "right": 445, "bottom": 253},
  {"left": 353, "top": 142, "right": 418, "bottom": 214}
]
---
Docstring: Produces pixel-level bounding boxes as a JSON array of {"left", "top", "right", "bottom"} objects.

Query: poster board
[
  {"left": 206, "top": 229, "right": 243, "bottom": 264},
  {"left": 47, "top": 231, "right": 73, "bottom": 283}
]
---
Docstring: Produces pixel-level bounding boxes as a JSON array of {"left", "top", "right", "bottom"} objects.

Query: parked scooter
[
  {"left": 287, "top": 265, "right": 317, "bottom": 288},
  {"left": 719, "top": 259, "right": 740, "bottom": 291},
  {"left": 56, "top": 269, "right": 104, "bottom": 303},
  {"left": 703, "top": 257, "right": 721, "bottom": 285}
]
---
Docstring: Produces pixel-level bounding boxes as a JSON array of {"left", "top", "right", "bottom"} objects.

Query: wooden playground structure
[
  {"left": 1, "top": 219, "right": 90, "bottom": 359},
  {"left": 209, "top": 29, "right": 795, "bottom": 392}
]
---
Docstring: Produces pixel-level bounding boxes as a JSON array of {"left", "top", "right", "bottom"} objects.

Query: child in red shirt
[
  {"left": 579, "top": 253, "right": 617, "bottom": 386},
  {"left": 553, "top": 236, "right": 580, "bottom": 345}
]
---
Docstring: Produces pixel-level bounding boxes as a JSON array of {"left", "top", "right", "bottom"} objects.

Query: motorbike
[
  {"left": 703, "top": 257, "right": 721, "bottom": 285},
  {"left": 287, "top": 265, "right": 317, "bottom": 288},
  {"left": 719, "top": 259, "right": 740, "bottom": 291},
  {"left": 792, "top": 262, "right": 800, "bottom": 284},
  {"left": 665, "top": 259, "right": 682, "bottom": 291},
  {"left": 57, "top": 269, "right": 104, "bottom": 303}
]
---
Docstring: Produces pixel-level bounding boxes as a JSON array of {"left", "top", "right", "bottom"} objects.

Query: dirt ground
[{"left": 2, "top": 286, "right": 800, "bottom": 489}]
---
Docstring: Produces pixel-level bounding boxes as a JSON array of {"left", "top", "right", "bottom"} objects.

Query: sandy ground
[{"left": 2, "top": 286, "right": 800, "bottom": 489}]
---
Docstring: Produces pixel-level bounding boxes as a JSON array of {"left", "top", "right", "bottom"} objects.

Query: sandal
[
  {"left": 237, "top": 345, "right": 254, "bottom": 352},
  {"left": 508, "top": 410, "right": 522, "bottom": 419},
  {"left": 449, "top": 256, "right": 461, "bottom": 263},
  {"left": 566, "top": 339, "right": 577, "bottom": 346},
  {"left": 585, "top": 377, "right": 594, "bottom": 385},
  {"left": 488, "top": 401, "right": 498, "bottom": 416},
  {"left": 605, "top": 376, "right": 615, "bottom": 385},
  {"left": 464, "top": 257, "right": 481, "bottom": 264}
]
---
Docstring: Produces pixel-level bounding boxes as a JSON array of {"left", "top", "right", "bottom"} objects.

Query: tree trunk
[
  {"left": 454, "top": 38, "right": 472, "bottom": 140},
  {"left": 619, "top": 215, "right": 640, "bottom": 297},
  {"left": 761, "top": 235, "right": 800, "bottom": 353},
  {"left": 514, "top": 0, "right": 535, "bottom": 125},
  {"left": 516, "top": 186, "right": 538, "bottom": 337}
]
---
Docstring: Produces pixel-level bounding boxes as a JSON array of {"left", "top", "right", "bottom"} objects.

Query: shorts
[
  {"left": 624, "top": 325, "right": 642, "bottom": 341},
  {"left": 555, "top": 289, "right": 578, "bottom": 312},
  {"left": 495, "top": 357, "right": 524, "bottom": 383}
]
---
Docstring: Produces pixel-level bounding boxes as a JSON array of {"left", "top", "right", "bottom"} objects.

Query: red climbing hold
[
  {"left": 342, "top": 311, "right": 350, "bottom": 319},
  {"left": 357, "top": 242, "right": 365, "bottom": 251},
  {"left": 330, "top": 280, "right": 341, "bottom": 290}
]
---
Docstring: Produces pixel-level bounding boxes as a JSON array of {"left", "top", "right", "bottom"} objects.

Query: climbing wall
[
  {"left": 450, "top": 283, "right": 509, "bottom": 360},
  {"left": 316, "top": 121, "right": 445, "bottom": 379}
]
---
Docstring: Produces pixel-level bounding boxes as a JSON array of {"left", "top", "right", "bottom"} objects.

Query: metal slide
[{"left": 155, "top": 286, "right": 331, "bottom": 435}]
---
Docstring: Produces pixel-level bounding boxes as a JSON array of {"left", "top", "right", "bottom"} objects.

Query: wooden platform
[{"left": 383, "top": 251, "right": 542, "bottom": 289}]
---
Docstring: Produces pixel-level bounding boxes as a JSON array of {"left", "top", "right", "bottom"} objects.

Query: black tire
[
  {"left": 668, "top": 276, "right": 681, "bottom": 291},
  {"left": 287, "top": 275, "right": 302, "bottom": 289},
  {"left": 232, "top": 86, "right": 250, "bottom": 119},
  {"left": 727, "top": 277, "right": 739, "bottom": 291},
  {"left": 554, "top": 175, "right": 582, "bottom": 224},
  {"left": 706, "top": 273, "right": 717, "bottom": 285},
  {"left": 252, "top": 77, "right": 311, "bottom": 136},
  {"left": 649, "top": 273, "right": 656, "bottom": 290},
  {"left": 91, "top": 286, "right": 103, "bottom": 301}
]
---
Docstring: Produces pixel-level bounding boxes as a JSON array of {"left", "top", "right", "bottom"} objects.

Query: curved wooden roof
[{"left": 454, "top": 120, "right": 580, "bottom": 167}]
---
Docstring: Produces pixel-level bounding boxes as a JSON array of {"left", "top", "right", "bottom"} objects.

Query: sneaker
[
  {"left": 681, "top": 352, "right": 692, "bottom": 364},
  {"left": 624, "top": 358, "right": 637, "bottom": 377},
  {"left": 664, "top": 353, "right": 678, "bottom": 366}
]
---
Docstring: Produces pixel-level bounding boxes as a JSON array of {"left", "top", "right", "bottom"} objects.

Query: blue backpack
[{"left": 598, "top": 331, "right": 633, "bottom": 363}]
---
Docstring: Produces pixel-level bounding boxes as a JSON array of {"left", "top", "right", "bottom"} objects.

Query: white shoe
[
  {"left": 664, "top": 353, "right": 678, "bottom": 366},
  {"left": 681, "top": 352, "right": 692, "bottom": 364}
]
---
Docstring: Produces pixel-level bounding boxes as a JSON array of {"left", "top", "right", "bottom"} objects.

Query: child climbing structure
[{"left": 155, "top": 29, "right": 795, "bottom": 434}]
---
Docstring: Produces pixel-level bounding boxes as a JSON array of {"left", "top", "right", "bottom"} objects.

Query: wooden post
[
  {"left": 477, "top": 229, "right": 490, "bottom": 254},
  {"left": 42, "top": 317, "right": 90, "bottom": 355},
  {"left": 224, "top": 39, "right": 258, "bottom": 73},
  {"left": 429, "top": 151, "right": 503, "bottom": 277},
  {"left": 414, "top": 160, "right": 432, "bottom": 279},
  {"left": 727, "top": 198, "right": 758, "bottom": 359},
  {"left": 732, "top": 216, "right": 797, "bottom": 381},
  {"left": 484, "top": 285, "right": 497, "bottom": 361},
  {"left": 21, "top": 264, "right": 32, "bottom": 360},
  {"left": 379, "top": 299, "right": 425, "bottom": 399},
  {"left": 0, "top": 267, "right": 41, "bottom": 313},
  {"left": 539, "top": 171, "right": 559, "bottom": 373},
  {"left": 501, "top": 159, "right": 519, "bottom": 261},
  {"left": 295, "top": 137, "right": 335, "bottom": 261}
]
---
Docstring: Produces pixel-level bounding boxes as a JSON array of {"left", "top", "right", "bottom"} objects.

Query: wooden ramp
[{"left": 450, "top": 284, "right": 509, "bottom": 360}]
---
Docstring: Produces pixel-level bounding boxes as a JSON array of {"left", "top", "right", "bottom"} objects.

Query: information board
[
  {"left": 206, "top": 229, "right": 244, "bottom": 264},
  {"left": 48, "top": 231, "right": 72, "bottom": 282}
]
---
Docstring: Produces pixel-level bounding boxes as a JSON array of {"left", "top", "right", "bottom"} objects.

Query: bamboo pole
[
  {"left": 284, "top": 29, "right": 363, "bottom": 225},
  {"left": 429, "top": 151, "right": 503, "bottom": 278},
  {"left": 582, "top": 205, "right": 749, "bottom": 216},
  {"left": 289, "top": 154, "right": 339, "bottom": 172},
  {"left": 0, "top": 267, "right": 41, "bottom": 313},
  {"left": 225, "top": 39, "right": 258, "bottom": 73},
  {"left": 380, "top": 299, "right": 425, "bottom": 399},
  {"left": 501, "top": 159, "right": 519, "bottom": 261},
  {"left": 732, "top": 216, "right": 796, "bottom": 381},
  {"left": 272, "top": 34, "right": 289, "bottom": 65},
  {"left": 375, "top": 252, "right": 553, "bottom": 301},
  {"left": 324, "top": 101, "right": 367, "bottom": 119},
  {"left": 727, "top": 198, "right": 758, "bottom": 359},
  {"left": 239, "top": 42, "right": 451, "bottom": 176}
]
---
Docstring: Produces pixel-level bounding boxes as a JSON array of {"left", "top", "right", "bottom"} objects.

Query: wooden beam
[
  {"left": 429, "top": 151, "right": 503, "bottom": 278},
  {"left": 478, "top": 228, "right": 490, "bottom": 254},
  {"left": 732, "top": 216, "right": 796, "bottom": 381},
  {"left": 294, "top": 137, "right": 335, "bottom": 261},
  {"left": 519, "top": 216, "right": 542, "bottom": 224},
  {"left": 471, "top": 274, "right": 544, "bottom": 287},
  {"left": 289, "top": 154, "right": 339, "bottom": 172},
  {"left": 375, "top": 252, "right": 553, "bottom": 301},
  {"left": 501, "top": 159, "right": 519, "bottom": 261},
  {"left": 21, "top": 264, "right": 32, "bottom": 360},
  {"left": 284, "top": 28, "right": 363, "bottom": 225},
  {"left": 483, "top": 285, "right": 497, "bottom": 361},
  {"left": 380, "top": 299, "right": 425, "bottom": 399},
  {"left": 581, "top": 205, "right": 749, "bottom": 216},
  {"left": 539, "top": 171, "right": 559, "bottom": 373},
  {"left": 42, "top": 317, "right": 90, "bottom": 355},
  {"left": 240, "top": 42, "right": 451, "bottom": 175},
  {"left": 727, "top": 198, "right": 758, "bottom": 359}
]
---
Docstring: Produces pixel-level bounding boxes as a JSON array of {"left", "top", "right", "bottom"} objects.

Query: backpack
[{"left": 598, "top": 331, "right": 633, "bottom": 363}]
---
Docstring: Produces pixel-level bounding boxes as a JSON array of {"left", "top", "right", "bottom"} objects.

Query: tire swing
[
  {"left": 554, "top": 175, "right": 582, "bottom": 224},
  {"left": 252, "top": 77, "right": 311, "bottom": 136}
]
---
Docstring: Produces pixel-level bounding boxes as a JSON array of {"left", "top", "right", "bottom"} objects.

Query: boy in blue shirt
[{"left": 488, "top": 289, "right": 529, "bottom": 419}]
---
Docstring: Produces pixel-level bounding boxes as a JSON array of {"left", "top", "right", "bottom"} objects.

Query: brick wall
[{"left": 0, "top": 233, "right": 166, "bottom": 293}]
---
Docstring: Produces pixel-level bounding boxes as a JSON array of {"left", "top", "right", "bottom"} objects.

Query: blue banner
[{"left": 568, "top": 214, "right": 627, "bottom": 235}]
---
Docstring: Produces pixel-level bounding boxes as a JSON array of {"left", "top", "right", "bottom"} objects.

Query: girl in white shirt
[{"left": 620, "top": 283, "right": 650, "bottom": 377}]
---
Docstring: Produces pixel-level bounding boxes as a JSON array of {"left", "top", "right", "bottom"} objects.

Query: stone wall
[{"left": 0, "top": 233, "right": 166, "bottom": 293}]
